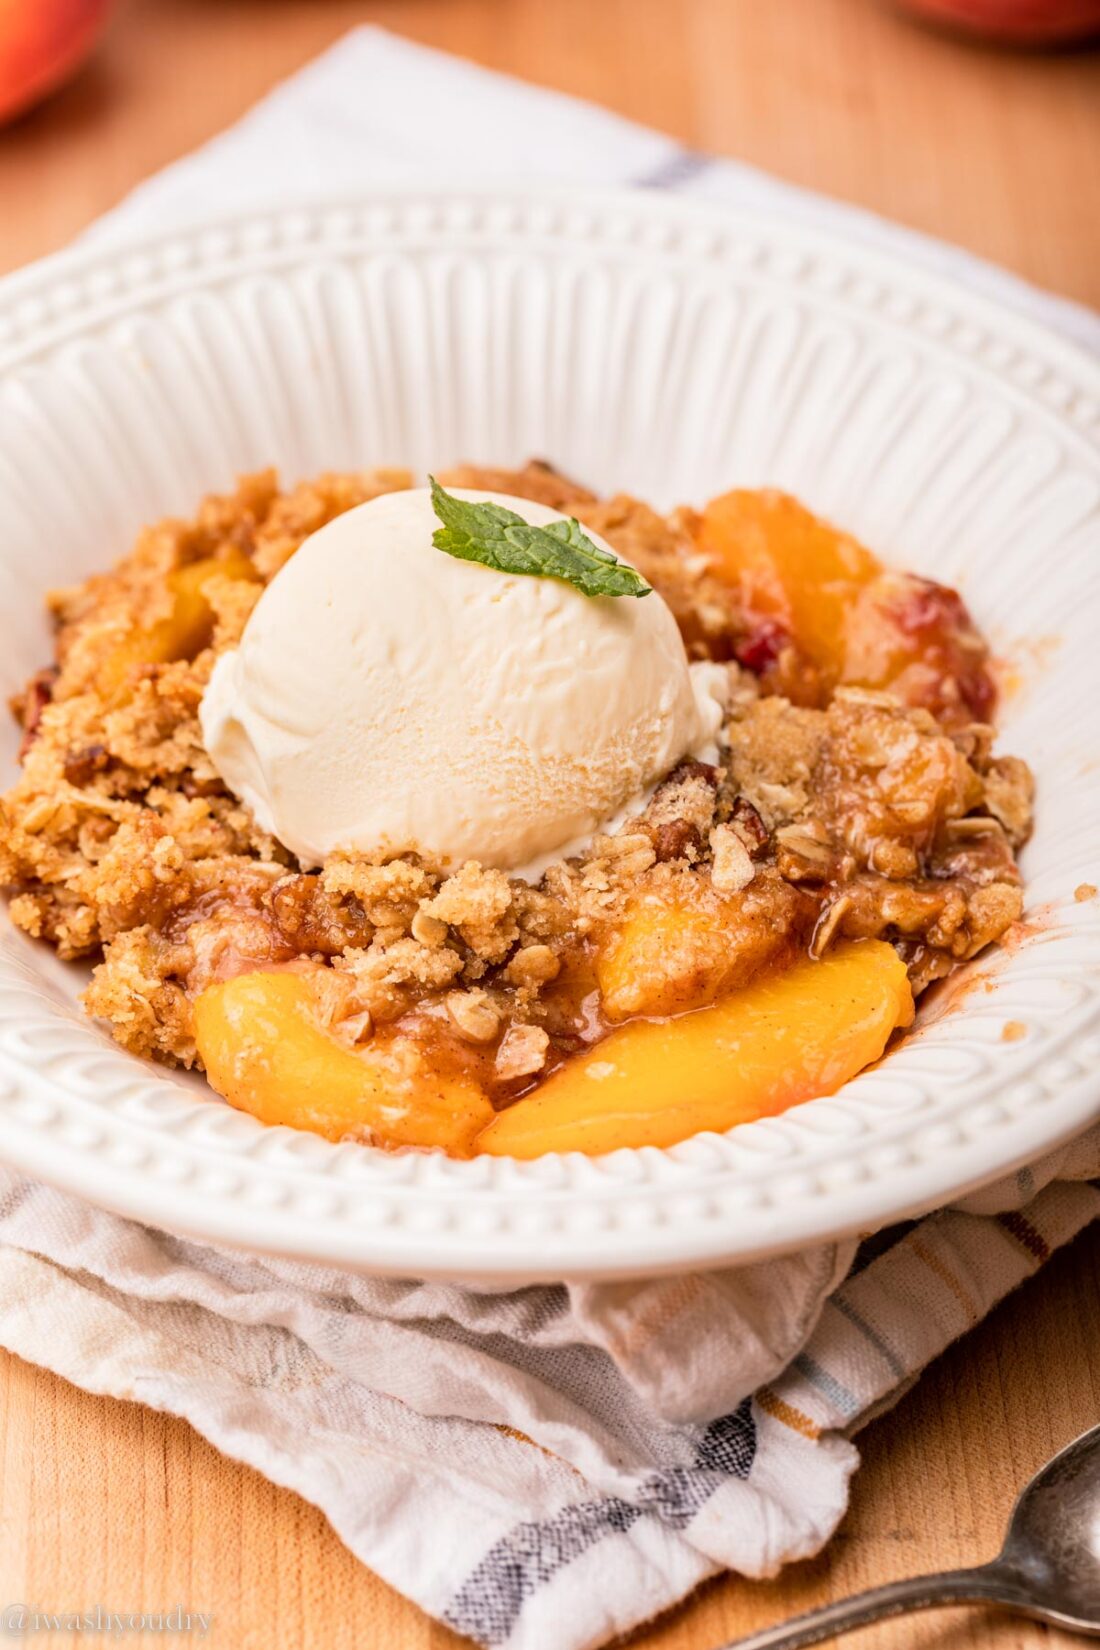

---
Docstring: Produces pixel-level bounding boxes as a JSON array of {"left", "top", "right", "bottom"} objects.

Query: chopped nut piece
[
  {"left": 775, "top": 822, "right": 831, "bottom": 856},
  {"left": 950, "top": 722, "right": 996, "bottom": 770},
  {"left": 504, "top": 944, "right": 561, "bottom": 986},
  {"left": 181, "top": 775, "right": 226, "bottom": 800},
  {"left": 943, "top": 816, "right": 1003, "bottom": 839},
  {"left": 650, "top": 819, "right": 702, "bottom": 863},
  {"left": 599, "top": 831, "right": 654, "bottom": 861},
  {"left": 151, "top": 837, "right": 185, "bottom": 881},
  {"left": 754, "top": 780, "right": 809, "bottom": 823},
  {"left": 832, "top": 685, "right": 903, "bottom": 710},
  {"left": 810, "top": 894, "right": 855, "bottom": 958},
  {"left": 612, "top": 846, "right": 659, "bottom": 879},
  {"left": 16, "top": 795, "right": 62, "bottom": 836},
  {"left": 776, "top": 822, "right": 834, "bottom": 884},
  {"left": 270, "top": 872, "right": 374, "bottom": 955},
  {"left": 445, "top": 989, "right": 501, "bottom": 1044},
  {"left": 928, "top": 887, "right": 969, "bottom": 949},
  {"left": 13, "top": 666, "right": 58, "bottom": 761},
  {"left": 304, "top": 965, "right": 356, "bottom": 1028},
  {"left": 339, "top": 936, "right": 464, "bottom": 1024},
  {"left": 592, "top": 832, "right": 657, "bottom": 878},
  {"left": 728, "top": 798, "right": 768, "bottom": 855},
  {"left": 982, "top": 756, "right": 1035, "bottom": 848},
  {"left": 886, "top": 797, "right": 937, "bottom": 827},
  {"left": 63, "top": 744, "right": 110, "bottom": 787},
  {"left": 495, "top": 1023, "right": 550, "bottom": 1081},
  {"left": 338, "top": 1008, "right": 374, "bottom": 1045},
  {"left": 643, "top": 760, "right": 719, "bottom": 859},
  {"left": 411, "top": 909, "right": 449, "bottom": 948},
  {"left": 868, "top": 838, "right": 920, "bottom": 879},
  {"left": 709, "top": 824, "right": 755, "bottom": 893},
  {"left": 964, "top": 882, "right": 1023, "bottom": 954}
]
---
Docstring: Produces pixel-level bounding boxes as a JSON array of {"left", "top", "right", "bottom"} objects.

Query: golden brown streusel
[{"left": 2, "top": 461, "right": 1032, "bottom": 1099}]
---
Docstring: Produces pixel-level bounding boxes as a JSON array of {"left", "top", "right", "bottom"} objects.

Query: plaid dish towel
[{"left": 2, "top": 29, "right": 1098, "bottom": 1650}]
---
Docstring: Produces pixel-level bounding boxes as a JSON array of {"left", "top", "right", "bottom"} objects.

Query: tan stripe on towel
[
  {"left": 909, "top": 1235, "right": 980, "bottom": 1323},
  {"left": 756, "top": 1387, "right": 821, "bottom": 1440}
]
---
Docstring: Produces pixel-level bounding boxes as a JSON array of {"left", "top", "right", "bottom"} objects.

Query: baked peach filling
[
  {"left": 194, "top": 968, "right": 494, "bottom": 1155},
  {"left": 191, "top": 940, "right": 911, "bottom": 1158},
  {"left": 98, "top": 547, "right": 259, "bottom": 700},
  {"left": 480, "top": 941, "right": 913, "bottom": 1157},
  {"left": 595, "top": 877, "right": 804, "bottom": 1021},
  {"left": 1, "top": 460, "right": 1031, "bottom": 1162},
  {"left": 697, "top": 490, "right": 995, "bottom": 725}
]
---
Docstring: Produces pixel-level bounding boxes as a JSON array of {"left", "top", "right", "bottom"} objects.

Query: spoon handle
[{"left": 718, "top": 1564, "right": 1024, "bottom": 1650}]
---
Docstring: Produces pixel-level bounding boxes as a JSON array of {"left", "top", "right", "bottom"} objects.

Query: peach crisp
[{"left": 0, "top": 461, "right": 1032, "bottom": 1158}]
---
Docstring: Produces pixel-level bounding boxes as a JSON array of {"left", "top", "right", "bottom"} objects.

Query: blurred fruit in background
[
  {"left": 0, "top": 0, "right": 114, "bottom": 125},
  {"left": 896, "top": 0, "right": 1100, "bottom": 41}
]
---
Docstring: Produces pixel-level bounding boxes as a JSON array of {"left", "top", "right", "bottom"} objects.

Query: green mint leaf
[{"left": 428, "top": 477, "right": 652, "bottom": 599}]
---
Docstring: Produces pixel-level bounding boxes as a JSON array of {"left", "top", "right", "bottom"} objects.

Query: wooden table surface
[{"left": 1, "top": 2, "right": 1098, "bottom": 1647}]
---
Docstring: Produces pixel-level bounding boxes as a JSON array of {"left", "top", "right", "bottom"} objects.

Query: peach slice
[
  {"left": 696, "top": 490, "right": 994, "bottom": 723},
  {"left": 478, "top": 940, "right": 913, "bottom": 1158},
  {"left": 596, "top": 884, "right": 799, "bottom": 1021},
  {"left": 699, "top": 488, "right": 880, "bottom": 681},
  {"left": 194, "top": 970, "right": 494, "bottom": 1156},
  {"left": 99, "top": 548, "right": 256, "bottom": 697}
]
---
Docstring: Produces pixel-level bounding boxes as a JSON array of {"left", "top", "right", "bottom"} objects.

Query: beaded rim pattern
[{"left": 0, "top": 189, "right": 1097, "bottom": 1280}]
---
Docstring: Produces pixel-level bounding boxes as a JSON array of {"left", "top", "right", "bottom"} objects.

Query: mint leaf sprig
[{"left": 428, "top": 477, "right": 652, "bottom": 600}]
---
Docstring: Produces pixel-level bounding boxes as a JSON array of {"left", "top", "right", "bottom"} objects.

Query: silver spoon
[{"left": 722, "top": 1423, "right": 1100, "bottom": 1648}]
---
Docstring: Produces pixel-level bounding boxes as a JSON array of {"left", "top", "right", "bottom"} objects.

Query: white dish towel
[{"left": 1, "top": 28, "right": 1098, "bottom": 1650}]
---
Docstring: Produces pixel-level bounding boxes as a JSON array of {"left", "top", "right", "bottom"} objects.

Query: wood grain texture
[
  {"left": 1, "top": 1, "right": 1098, "bottom": 1645},
  {"left": 0, "top": 1227, "right": 1096, "bottom": 1649},
  {"left": 1, "top": 0, "right": 1099, "bottom": 302}
]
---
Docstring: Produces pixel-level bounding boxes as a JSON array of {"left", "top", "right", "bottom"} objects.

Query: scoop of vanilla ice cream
[{"left": 200, "top": 488, "right": 724, "bottom": 875}]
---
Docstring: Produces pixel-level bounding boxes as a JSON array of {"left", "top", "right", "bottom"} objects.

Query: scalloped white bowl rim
[{"left": 0, "top": 186, "right": 1097, "bottom": 1280}]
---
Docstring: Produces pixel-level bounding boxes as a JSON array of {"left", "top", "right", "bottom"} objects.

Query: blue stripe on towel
[
  {"left": 633, "top": 149, "right": 716, "bottom": 191},
  {"left": 829, "top": 1294, "right": 907, "bottom": 1380},
  {"left": 791, "top": 1353, "right": 861, "bottom": 1421},
  {"left": 444, "top": 1399, "right": 755, "bottom": 1644},
  {"left": 444, "top": 1496, "right": 643, "bottom": 1646}
]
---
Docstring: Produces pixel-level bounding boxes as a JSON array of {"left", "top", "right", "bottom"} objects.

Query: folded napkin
[
  {"left": 1, "top": 1152, "right": 1097, "bottom": 1649},
  {"left": 3, "top": 28, "right": 1098, "bottom": 1650}
]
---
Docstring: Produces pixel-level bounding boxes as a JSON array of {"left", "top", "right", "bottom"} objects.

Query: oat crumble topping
[{"left": 1, "top": 460, "right": 1032, "bottom": 1115}]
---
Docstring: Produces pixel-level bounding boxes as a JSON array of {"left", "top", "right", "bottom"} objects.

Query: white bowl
[{"left": 1, "top": 190, "right": 1098, "bottom": 1281}]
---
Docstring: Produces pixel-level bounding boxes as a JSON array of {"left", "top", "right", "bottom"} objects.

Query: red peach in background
[
  {"left": 897, "top": 0, "right": 1100, "bottom": 41},
  {"left": 0, "top": 0, "right": 113, "bottom": 125}
]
